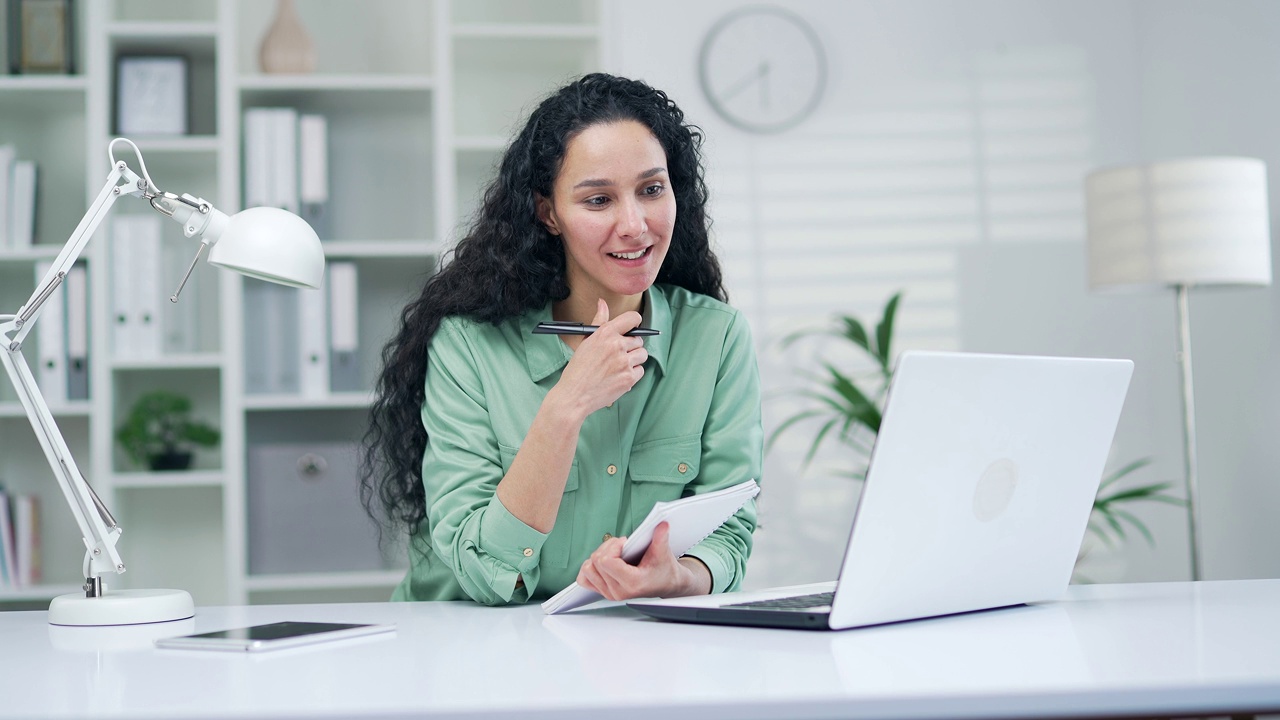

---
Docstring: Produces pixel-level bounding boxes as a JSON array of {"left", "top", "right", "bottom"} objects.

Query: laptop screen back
[{"left": 828, "top": 351, "right": 1133, "bottom": 630}]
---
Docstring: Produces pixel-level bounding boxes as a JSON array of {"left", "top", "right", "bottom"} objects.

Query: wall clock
[{"left": 697, "top": 5, "right": 827, "bottom": 134}]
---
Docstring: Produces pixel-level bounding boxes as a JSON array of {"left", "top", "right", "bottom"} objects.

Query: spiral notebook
[{"left": 541, "top": 479, "right": 760, "bottom": 614}]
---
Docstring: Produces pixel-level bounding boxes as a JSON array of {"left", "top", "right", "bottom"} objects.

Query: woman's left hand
[{"left": 575, "top": 522, "right": 712, "bottom": 600}]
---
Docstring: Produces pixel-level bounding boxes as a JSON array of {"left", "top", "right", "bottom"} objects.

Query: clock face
[{"left": 698, "top": 6, "right": 827, "bottom": 134}]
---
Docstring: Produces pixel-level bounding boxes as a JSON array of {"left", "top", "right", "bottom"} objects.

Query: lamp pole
[{"left": 1174, "top": 284, "right": 1203, "bottom": 581}]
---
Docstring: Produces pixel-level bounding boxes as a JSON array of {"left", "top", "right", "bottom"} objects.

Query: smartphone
[{"left": 155, "top": 621, "right": 395, "bottom": 652}]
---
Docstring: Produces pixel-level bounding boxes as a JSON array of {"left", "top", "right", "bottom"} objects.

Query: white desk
[{"left": 3, "top": 580, "right": 1280, "bottom": 720}]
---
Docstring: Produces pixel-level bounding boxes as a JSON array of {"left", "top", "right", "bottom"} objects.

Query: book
[{"left": 541, "top": 478, "right": 760, "bottom": 615}]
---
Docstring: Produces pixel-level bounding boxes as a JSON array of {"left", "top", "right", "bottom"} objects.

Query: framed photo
[
  {"left": 116, "top": 55, "right": 189, "bottom": 136},
  {"left": 11, "top": 0, "right": 75, "bottom": 74}
]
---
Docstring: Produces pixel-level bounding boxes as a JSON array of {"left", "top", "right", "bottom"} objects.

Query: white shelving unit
[{"left": 0, "top": 0, "right": 603, "bottom": 608}]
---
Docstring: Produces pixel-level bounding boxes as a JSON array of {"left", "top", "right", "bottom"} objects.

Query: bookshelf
[{"left": 0, "top": 0, "right": 604, "bottom": 607}]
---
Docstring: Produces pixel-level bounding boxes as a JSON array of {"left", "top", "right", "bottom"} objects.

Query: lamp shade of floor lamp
[{"left": 1084, "top": 157, "right": 1272, "bottom": 581}]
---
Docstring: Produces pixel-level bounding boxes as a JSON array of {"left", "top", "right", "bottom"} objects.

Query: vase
[
  {"left": 259, "top": 0, "right": 316, "bottom": 75},
  {"left": 149, "top": 450, "right": 194, "bottom": 472}
]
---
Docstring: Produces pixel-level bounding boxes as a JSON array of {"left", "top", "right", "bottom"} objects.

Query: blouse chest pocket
[
  {"left": 626, "top": 434, "right": 701, "bottom": 529},
  {"left": 498, "top": 444, "right": 579, "bottom": 568}
]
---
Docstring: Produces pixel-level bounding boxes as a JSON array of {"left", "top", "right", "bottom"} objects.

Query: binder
[
  {"left": 297, "top": 279, "right": 329, "bottom": 398},
  {"left": 542, "top": 479, "right": 760, "bottom": 614},
  {"left": 298, "top": 113, "right": 330, "bottom": 239},
  {"left": 65, "top": 263, "right": 89, "bottom": 400},
  {"left": 274, "top": 108, "right": 299, "bottom": 213},
  {"left": 0, "top": 144, "right": 13, "bottom": 248},
  {"left": 14, "top": 494, "right": 38, "bottom": 586},
  {"left": 243, "top": 108, "right": 273, "bottom": 209},
  {"left": 162, "top": 229, "right": 198, "bottom": 354},
  {"left": 33, "top": 260, "right": 66, "bottom": 405},
  {"left": 0, "top": 490, "right": 13, "bottom": 587},
  {"left": 244, "top": 280, "right": 300, "bottom": 395},
  {"left": 110, "top": 215, "right": 163, "bottom": 359},
  {"left": 243, "top": 278, "right": 271, "bottom": 394},
  {"left": 9, "top": 160, "right": 36, "bottom": 248},
  {"left": 327, "top": 261, "right": 360, "bottom": 392}
]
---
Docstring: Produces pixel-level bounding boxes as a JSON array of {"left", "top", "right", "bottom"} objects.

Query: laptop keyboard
[{"left": 725, "top": 591, "right": 834, "bottom": 611}]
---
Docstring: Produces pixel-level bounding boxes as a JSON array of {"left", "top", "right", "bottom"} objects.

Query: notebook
[
  {"left": 543, "top": 479, "right": 759, "bottom": 614},
  {"left": 628, "top": 351, "right": 1134, "bottom": 630}
]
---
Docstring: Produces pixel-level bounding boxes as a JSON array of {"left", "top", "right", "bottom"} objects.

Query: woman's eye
[
  {"left": 585, "top": 196, "right": 610, "bottom": 206},
  {"left": 643, "top": 183, "right": 664, "bottom": 196}
]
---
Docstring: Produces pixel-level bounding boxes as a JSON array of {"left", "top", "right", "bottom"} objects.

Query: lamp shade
[
  {"left": 1085, "top": 157, "right": 1272, "bottom": 290},
  {"left": 208, "top": 206, "right": 325, "bottom": 288}
]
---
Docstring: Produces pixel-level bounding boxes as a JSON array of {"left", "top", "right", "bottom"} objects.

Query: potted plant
[
  {"left": 769, "top": 292, "right": 1183, "bottom": 553},
  {"left": 116, "top": 390, "right": 220, "bottom": 471}
]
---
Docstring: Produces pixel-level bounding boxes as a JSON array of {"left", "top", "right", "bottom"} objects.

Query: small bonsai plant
[{"left": 116, "top": 390, "right": 220, "bottom": 471}]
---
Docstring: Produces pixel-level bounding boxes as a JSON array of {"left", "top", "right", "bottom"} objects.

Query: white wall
[{"left": 605, "top": 0, "right": 1280, "bottom": 587}]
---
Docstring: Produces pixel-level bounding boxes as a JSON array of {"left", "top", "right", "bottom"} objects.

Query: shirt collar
[{"left": 521, "top": 286, "right": 672, "bottom": 383}]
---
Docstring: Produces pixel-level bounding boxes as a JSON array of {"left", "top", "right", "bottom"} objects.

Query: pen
[{"left": 533, "top": 321, "right": 660, "bottom": 337}]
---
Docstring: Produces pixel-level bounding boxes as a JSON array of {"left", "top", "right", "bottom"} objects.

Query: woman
[{"left": 362, "top": 73, "right": 762, "bottom": 605}]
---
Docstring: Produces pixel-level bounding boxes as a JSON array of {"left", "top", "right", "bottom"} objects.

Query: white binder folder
[{"left": 33, "top": 260, "right": 65, "bottom": 405}]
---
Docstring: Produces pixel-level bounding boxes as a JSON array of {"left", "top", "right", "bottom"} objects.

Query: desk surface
[{"left": 3, "top": 579, "right": 1280, "bottom": 720}]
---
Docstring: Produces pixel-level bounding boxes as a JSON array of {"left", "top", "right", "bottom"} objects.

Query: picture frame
[
  {"left": 10, "top": 0, "right": 75, "bottom": 74},
  {"left": 115, "top": 54, "right": 189, "bottom": 136}
]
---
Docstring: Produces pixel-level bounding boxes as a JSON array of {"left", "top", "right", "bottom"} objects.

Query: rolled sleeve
[{"left": 478, "top": 493, "right": 548, "bottom": 574}]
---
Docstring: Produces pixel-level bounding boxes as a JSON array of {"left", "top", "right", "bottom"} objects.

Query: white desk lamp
[
  {"left": 0, "top": 139, "right": 324, "bottom": 626},
  {"left": 1085, "top": 157, "right": 1272, "bottom": 581}
]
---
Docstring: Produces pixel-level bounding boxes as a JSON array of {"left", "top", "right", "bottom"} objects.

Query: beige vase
[{"left": 259, "top": 0, "right": 316, "bottom": 74}]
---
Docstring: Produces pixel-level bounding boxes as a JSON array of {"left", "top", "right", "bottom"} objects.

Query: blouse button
[
  {"left": 522, "top": 548, "right": 533, "bottom": 557},
  {"left": 678, "top": 463, "right": 689, "bottom": 474},
  {"left": 607, "top": 464, "right": 618, "bottom": 475},
  {"left": 603, "top": 533, "right": 613, "bottom": 542}
]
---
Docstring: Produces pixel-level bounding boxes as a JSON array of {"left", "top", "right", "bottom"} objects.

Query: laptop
[{"left": 628, "top": 350, "right": 1134, "bottom": 630}]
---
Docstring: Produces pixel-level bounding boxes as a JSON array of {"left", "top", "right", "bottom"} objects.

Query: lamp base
[{"left": 48, "top": 588, "right": 195, "bottom": 626}]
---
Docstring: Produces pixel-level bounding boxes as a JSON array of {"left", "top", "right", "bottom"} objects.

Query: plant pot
[{"left": 149, "top": 451, "right": 193, "bottom": 472}]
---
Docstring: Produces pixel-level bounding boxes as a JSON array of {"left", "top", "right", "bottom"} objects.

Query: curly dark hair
[{"left": 361, "top": 73, "right": 727, "bottom": 536}]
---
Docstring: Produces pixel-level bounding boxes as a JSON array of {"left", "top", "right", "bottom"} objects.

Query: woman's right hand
[{"left": 555, "top": 299, "right": 649, "bottom": 417}]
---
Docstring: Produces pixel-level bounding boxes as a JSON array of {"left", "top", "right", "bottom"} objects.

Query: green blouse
[{"left": 392, "top": 284, "right": 763, "bottom": 605}]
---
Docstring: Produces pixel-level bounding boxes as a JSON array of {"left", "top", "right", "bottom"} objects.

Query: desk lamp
[
  {"left": 1085, "top": 157, "right": 1272, "bottom": 581},
  {"left": 0, "top": 138, "right": 324, "bottom": 625}
]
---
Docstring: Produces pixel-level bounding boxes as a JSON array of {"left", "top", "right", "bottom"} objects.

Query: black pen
[{"left": 533, "top": 321, "right": 660, "bottom": 337}]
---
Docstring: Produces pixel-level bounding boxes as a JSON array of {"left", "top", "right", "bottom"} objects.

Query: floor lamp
[{"left": 1084, "top": 157, "right": 1272, "bottom": 581}]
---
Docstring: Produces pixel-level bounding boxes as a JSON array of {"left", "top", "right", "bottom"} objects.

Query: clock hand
[
  {"left": 719, "top": 61, "right": 769, "bottom": 104},
  {"left": 760, "top": 61, "right": 771, "bottom": 110}
]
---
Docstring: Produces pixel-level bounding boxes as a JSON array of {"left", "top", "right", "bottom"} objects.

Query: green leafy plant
[
  {"left": 116, "top": 390, "right": 220, "bottom": 471},
  {"left": 1089, "top": 457, "right": 1183, "bottom": 548},
  {"left": 769, "top": 291, "right": 1183, "bottom": 548}
]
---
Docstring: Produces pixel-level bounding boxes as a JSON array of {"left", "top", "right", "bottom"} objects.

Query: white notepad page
[{"left": 542, "top": 479, "right": 760, "bottom": 614}]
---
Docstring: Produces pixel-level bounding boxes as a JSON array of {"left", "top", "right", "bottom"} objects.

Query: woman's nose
[{"left": 617, "top": 198, "right": 646, "bottom": 239}]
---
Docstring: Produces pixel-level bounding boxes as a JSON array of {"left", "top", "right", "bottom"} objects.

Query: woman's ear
[{"left": 535, "top": 194, "right": 560, "bottom": 236}]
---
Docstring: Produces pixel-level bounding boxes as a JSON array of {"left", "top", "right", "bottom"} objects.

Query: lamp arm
[{"left": 0, "top": 161, "right": 150, "bottom": 588}]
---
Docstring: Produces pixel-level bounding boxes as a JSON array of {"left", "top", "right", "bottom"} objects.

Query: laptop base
[{"left": 628, "top": 602, "right": 831, "bottom": 630}]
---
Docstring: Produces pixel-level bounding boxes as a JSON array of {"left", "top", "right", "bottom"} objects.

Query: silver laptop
[{"left": 628, "top": 351, "right": 1134, "bottom": 630}]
